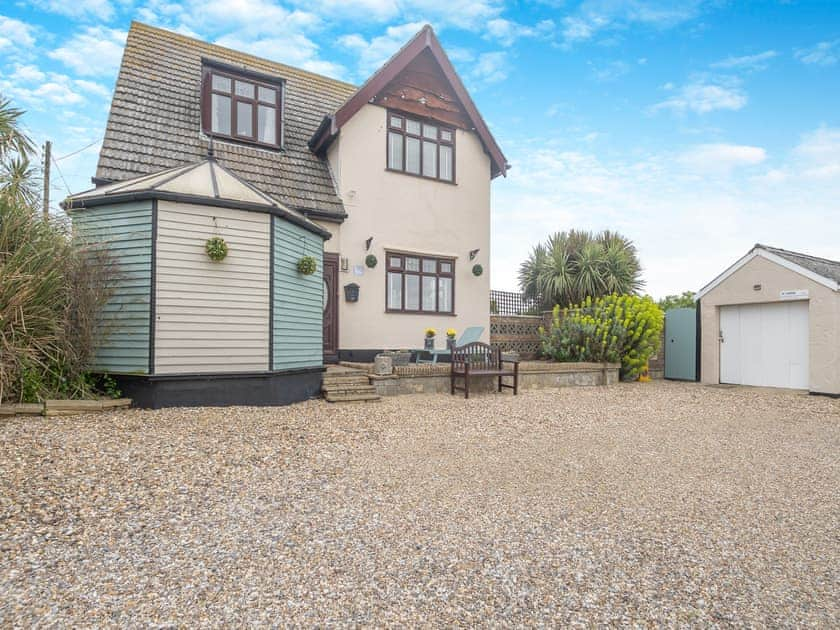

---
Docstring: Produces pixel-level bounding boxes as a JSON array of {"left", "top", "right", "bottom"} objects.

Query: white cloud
[
  {"left": 652, "top": 78, "right": 747, "bottom": 114},
  {"left": 470, "top": 51, "right": 510, "bottom": 86},
  {"left": 795, "top": 40, "right": 839, "bottom": 67},
  {"left": 30, "top": 0, "right": 115, "bottom": 21},
  {"left": 484, "top": 18, "right": 553, "bottom": 47},
  {"left": 590, "top": 59, "right": 630, "bottom": 82},
  {"left": 678, "top": 143, "right": 766, "bottom": 173},
  {"left": 48, "top": 26, "right": 127, "bottom": 77},
  {"left": 0, "top": 15, "right": 36, "bottom": 51},
  {"left": 711, "top": 50, "right": 777, "bottom": 71},
  {"left": 560, "top": 0, "right": 705, "bottom": 44},
  {"left": 338, "top": 22, "right": 426, "bottom": 77},
  {"left": 490, "top": 129, "right": 840, "bottom": 297}
]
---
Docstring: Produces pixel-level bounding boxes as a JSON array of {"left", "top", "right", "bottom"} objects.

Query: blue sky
[{"left": 1, "top": 0, "right": 838, "bottom": 297}]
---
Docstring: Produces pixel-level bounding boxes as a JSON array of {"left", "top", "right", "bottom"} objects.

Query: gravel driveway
[{"left": 1, "top": 381, "right": 838, "bottom": 626}]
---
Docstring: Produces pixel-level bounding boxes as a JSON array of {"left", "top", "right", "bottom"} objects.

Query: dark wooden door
[{"left": 323, "top": 253, "right": 339, "bottom": 363}]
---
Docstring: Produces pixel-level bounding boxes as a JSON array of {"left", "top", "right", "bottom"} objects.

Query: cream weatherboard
[{"left": 153, "top": 202, "right": 271, "bottom": 374}]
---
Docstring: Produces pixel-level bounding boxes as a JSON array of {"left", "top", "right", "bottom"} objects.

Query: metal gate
[{"left": 664, "top": 307, "right": 698, "bottom": 381}]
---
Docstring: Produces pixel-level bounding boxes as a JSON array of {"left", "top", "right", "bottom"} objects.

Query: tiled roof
[
  {"left": 758, "top": 244, "right": 840, "bottom": 285},
  {"left": 96, "top": 22, "right": 358, "bottom": 218}
]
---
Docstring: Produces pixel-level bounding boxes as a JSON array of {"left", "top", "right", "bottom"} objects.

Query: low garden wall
[{"left": 342, "top": 361, "right": 619, "bottom": 397}]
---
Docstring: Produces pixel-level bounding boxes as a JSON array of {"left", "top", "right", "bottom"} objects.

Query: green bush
[
  {"left": 0, "top": 197, "right": 115, "bottom": 402},
  {"left": 539, "top": 294, "right": 664, "bottom": 380}
]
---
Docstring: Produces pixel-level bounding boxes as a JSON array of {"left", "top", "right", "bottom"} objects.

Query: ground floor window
[{"left": 386, "top": 252, "right": 454, "bottom": 314}]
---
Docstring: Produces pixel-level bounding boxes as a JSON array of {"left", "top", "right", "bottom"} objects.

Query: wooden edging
[{"left": 0, "top": 398, "right": 132, "bottom": 417}]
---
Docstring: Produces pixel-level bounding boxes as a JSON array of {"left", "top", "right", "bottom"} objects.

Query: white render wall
[
  {"left": 318, "top": 104, "right": 492, "bottom": 351},
  {"left": 154, "top": 200, "right": 270, "bottom": 374}
]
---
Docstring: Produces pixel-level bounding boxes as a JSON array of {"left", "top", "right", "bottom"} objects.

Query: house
[
  {"left": 696, "top": 244, "right": 840, "bottom": 396},
  {"left": 68, "top": 21, "right": 507, "bottom": 407}
]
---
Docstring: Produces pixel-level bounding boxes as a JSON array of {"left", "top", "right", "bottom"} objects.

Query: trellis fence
[{"left": 489, "top": 289, "right": 541, "bottom": 316}]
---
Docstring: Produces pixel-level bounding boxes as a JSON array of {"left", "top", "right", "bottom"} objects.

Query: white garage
[
  {"left": 719, "top": 301, "right": 809, "bottom": 389},
  {"left": 698, "top": 244, "right": 840, "bottom": 396}
]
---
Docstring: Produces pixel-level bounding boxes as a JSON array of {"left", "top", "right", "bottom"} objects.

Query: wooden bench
[{"left": 450, "top": 341, "right": 519, "bottom": 399}]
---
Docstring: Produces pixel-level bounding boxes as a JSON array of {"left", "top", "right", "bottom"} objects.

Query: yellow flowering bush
[
  {"left": 539, "top": 294, "right": 663, "bottom": 380},
  {"left": 424, "top": 327, "right": 436, "bottom": 338},
  {"left": 446, "top": 328, "right": 457, "bottom": 338}
]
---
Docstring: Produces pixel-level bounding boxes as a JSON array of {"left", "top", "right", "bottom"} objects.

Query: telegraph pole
[{"left": 42, "top": 140, "right": 51, "bottom": 220}]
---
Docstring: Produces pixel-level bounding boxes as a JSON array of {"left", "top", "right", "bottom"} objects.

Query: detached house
[{"left": 67, "top": 22, "right": 508, "bottom": 407}]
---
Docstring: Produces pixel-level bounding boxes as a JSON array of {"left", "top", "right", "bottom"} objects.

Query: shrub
[
  {"left": 0, "top": 198, "right": 115, "bottom": 402},
  {"left": 519, "top": 229, "right": 643, "bottom": 309},
  {"left": 539, "top": 294, "right": 664, "bottom": 380}
]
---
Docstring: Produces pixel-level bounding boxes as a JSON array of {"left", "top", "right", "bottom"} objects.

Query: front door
[{"left": 323, "top": 253, "right": 339, "bottom": 363}]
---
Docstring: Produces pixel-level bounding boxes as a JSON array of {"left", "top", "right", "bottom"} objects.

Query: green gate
[{"left": 664, "top": 307, "right": 698, "bottom": 381}]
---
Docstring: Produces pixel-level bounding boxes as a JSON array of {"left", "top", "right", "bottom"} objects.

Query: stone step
[
  {"left": 323, "top": 392, "right": 381, "bottom": 403},
  {"left": 322, "top": 384, "right": 377, "bottom": 395},
  {"left": 322, "top": 376, "right": 370, "bottom": 386}
]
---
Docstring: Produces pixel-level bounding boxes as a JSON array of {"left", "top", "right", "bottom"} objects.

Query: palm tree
[
  {"left": 518, "top": 229, "right": 644, "bottom": 309},
  {"left": 0, "top": 94, "right": 37, "bottom": 209}
]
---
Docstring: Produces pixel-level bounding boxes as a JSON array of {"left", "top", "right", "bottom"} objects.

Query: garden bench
[{"left": 450, "top": 341, "right": 519, "bottom": 399}]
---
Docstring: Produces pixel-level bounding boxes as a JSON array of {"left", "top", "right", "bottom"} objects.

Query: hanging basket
[
  {"left": 205, "top": 236, "right": 228, "bottom": 262},
  {"left": 297, "top": 255, "right": 317, "bottom": 275},
  {"left": 472, "top": 263, "right": 483, "bottom": 277},
  {"left": 365, "top": 254, "right": 378, "bottom": 269}
]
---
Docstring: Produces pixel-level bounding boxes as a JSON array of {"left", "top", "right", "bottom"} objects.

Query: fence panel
[{"left": 490, "top": 289, "right": 540, "bottom": 316}]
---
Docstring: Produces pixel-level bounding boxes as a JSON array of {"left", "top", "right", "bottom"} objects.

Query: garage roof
[{"left": 696, "top": 243, "right": 840, "bottom": 299}]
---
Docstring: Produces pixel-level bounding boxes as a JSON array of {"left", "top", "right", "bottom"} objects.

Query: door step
[{"left": 322, "top": 368, "right": 381, "bottom": 403}]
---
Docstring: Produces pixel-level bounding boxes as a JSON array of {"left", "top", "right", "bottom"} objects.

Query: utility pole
[{"left": 42, "top": 140, "right": 51, "bottom": 220}]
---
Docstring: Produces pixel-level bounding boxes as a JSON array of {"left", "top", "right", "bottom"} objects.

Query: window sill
[
  {"left": 385, "top": 310, "right": 457, "bottom": 316},
  {"left": 385, "top": 168, "right": 457, "bottom": 186},
  {"left": 203, "top": 131, "right": 285, "bottom": 153}
]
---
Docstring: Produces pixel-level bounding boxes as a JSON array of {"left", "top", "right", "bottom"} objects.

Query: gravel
[{"left": 1, "top": 381, "right": 838, "bottom": 626}]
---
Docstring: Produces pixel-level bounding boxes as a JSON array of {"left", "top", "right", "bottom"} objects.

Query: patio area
[{"left": 1, "top": 382, "right": 838, "bottom": 625}]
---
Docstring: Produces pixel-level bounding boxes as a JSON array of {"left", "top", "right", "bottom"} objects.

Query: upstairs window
[
  {"left": 202, "top": 63, "right": 283, "bottom": 149},
  {"left": 387, "top": 112, "right": 455, "bottom": 183}
]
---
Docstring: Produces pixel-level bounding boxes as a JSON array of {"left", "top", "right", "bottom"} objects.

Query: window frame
[
  {"left": 386, "top": 111, "right": 456, "bottom": 184},
  {"left": 385, "top": 251, "right": 456, "bottom": 315},
  {"left": 201, "top": 62, "right": 284, "bottom": 150}
]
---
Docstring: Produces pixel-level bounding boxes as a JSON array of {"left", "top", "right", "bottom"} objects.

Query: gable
[
  {"left": 310, "top": 25, "right": 508, "bottom": 178},
  {"left": 374, "top": 49, "right": 471, "bottom": 130}
]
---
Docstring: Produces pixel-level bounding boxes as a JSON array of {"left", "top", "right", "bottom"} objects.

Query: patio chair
[{"left": 414, "top": 326, "right": 484, "bottom": 364}]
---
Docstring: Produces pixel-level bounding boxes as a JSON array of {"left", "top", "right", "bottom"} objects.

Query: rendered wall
[
  {"left": 322, "top": 103, "right": 492, "bottom": 351},
  {"left": 72, "top": 201, "right": 153, "bottom": 374},
  {"left": 273, "top": 217, "right": 324, "bottom": 369},
  {"left": 700, "top": 255, "right": 839, "bottom": 394}
]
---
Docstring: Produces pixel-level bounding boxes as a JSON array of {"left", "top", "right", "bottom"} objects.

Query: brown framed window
[
  {"left": 202, "top": 63, "right": 283, "bottom": 149},
  {"left": 386, "top": 111, "right": 455, "bottom": 183},
  {"left": 386, "top": 252, "right": 455, "bottom": 314}
]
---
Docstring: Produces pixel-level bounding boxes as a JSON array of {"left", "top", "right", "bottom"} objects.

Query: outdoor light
[
  {"left": 365, "top": 237, "right": 373, "bottom": 251},
  {"left": 469, "top": 248, "right": 480, "bottom": 260}
]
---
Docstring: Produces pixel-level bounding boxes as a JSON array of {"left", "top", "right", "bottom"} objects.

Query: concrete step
[{"left": 323, "top": 392, "right": 381, "bottom": 403}]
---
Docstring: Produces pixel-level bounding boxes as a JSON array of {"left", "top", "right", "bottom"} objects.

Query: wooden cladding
[{"left": 373, "top": 49, "right": 471, "bottom": 130}]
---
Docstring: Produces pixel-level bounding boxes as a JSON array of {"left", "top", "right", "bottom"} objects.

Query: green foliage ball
[
  {"left": 205, "top": 236, "right": 228, "bottom": 262},
  {"left": 297, "top": 255, "right": 317, "bottom": 275}
]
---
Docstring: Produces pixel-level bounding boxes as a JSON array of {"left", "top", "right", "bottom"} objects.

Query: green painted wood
[
  {"left": 664, "top": 307, "right": 697, "bottom": 381},
  {"left": 72, "top": 201, "right": 153, "bottom": 374},
  {"left": 273, "top": 217, "right": 323, "bottom": 370}
]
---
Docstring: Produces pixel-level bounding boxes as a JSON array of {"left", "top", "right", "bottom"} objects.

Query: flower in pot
[
  {"left": 446, "top": 328, "right": 457, "bottom": 350},
  {"left": 424, "top": 327, "right": 436, "bottom": 350}
]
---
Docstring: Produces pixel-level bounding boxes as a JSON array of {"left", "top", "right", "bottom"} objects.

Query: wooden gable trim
[{"left": 310, "top": 25, "right": 509, "bottom": 178}]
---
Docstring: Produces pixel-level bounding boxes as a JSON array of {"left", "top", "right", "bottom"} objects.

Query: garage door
[{"left": 719, "top": 301, "right": 809, "bottom": 389}]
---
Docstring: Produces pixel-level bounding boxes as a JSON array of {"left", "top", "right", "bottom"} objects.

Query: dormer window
[
  {"left": 201, "top": 62, "right": 283, "bottom": 149},
  {"left": 386, "top": 111, "right": 455, "bottom": 182}
]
